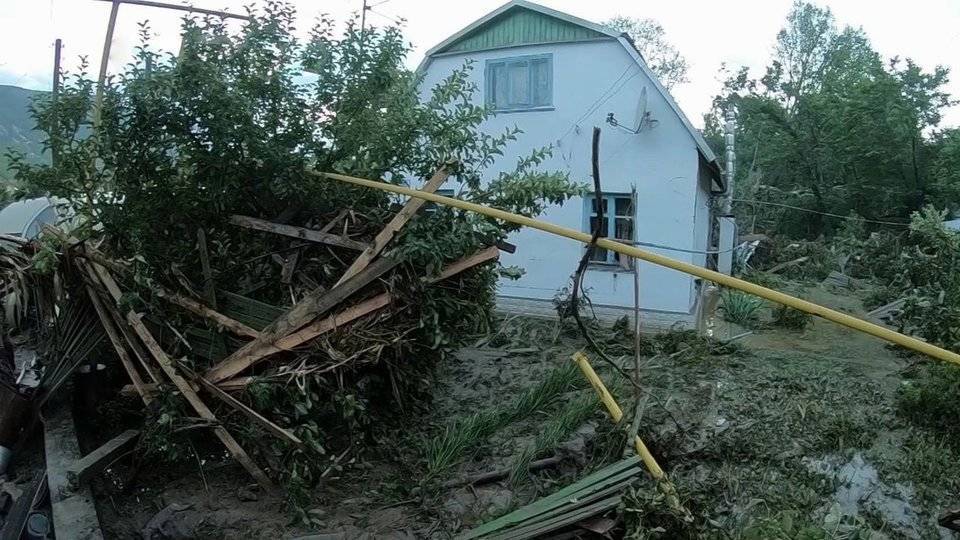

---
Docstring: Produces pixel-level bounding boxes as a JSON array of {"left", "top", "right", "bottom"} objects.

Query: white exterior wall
[{"left": 420, "top": 39, "right": 707, "bottom": 319}]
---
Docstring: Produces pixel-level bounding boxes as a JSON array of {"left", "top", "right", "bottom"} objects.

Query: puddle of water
[{"left": 803, "top": 452, "right": 922, "bottom": 539}]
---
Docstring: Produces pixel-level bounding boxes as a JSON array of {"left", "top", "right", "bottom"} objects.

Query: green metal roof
[{"left": 435, "top": 5, "right": 610, "bottom": 55}]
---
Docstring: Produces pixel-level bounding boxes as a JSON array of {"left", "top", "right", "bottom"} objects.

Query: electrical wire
[
  {"left": 556, "top": 64, "right": 638, "bottom": 144},
  {"left": 732, "top": 198, "right": 909, "bottom": 227}
]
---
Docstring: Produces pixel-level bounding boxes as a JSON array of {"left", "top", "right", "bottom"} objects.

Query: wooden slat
[
  {"left": 66, "top": 430, "right": 140, "bottom": 487},
  {"left": 205, "top": 256, "right": 400, "bottom": 382},
  {"left": 88, "top": 263, "right": 274, "bottom": 490},
  {"left": 197, "top": 376, "right": 303, "bottom": 448},
  {"left": 426, "top": 246, "right": 499, "bottom": 284},
  {"left": 230, "top": 214, "right": 368, "bottom": 251},
  {"left": 335, "top": 167, "right": 449, "bottom": 286},
  {"left": 121, "top": 377, "right": 252, "bottom": 397},
  {"left": 156, "top": 289, "right": 259, "bottom": 339},
  {"left": 84, "top": 284, "right": 152, "bottom": 405}
]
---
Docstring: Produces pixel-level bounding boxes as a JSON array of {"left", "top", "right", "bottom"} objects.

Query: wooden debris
[
  {"left": 44, "top": 401, "right": 104, "bottom": 540},
  {"left": 209, "top": 246, "right": 501, "bottom": 382},
  {"left": 766, "top": 256, "right": 809, "bottom": 274},
  {"left": 461, "top": 456, "right": 643, "bottom": 540},
  {"left": 120, "top": 377, "right": 252, "bottom": 397},
  {"left": 822, "top": 270, "right": 864, "bottom": 289},
  {"left": 335, "top": 166, "right": 449, "bottom": 286},
  {"left": 66, "top": 430, "right": 140, "bottom": 488},
  {"left": 230, "top": 214, "right": 368, "bottom": 251},
  {"left": 88, "top": 262, "right": 274, "bottom": 490},
  {"left": 196, "top": 376, "right": 303, "bottom": 448},
  {"left": 84, "top": 285, "right": 152, "bottom": 404},
  {"left": 442, "top": 456, "right": 561, "bottom": 489},
  {"left": 206, "top": 256, "right": 400, "bottom": 382},
  {"left": 155, "top": 288, "right": 259, "bottom": 339}
]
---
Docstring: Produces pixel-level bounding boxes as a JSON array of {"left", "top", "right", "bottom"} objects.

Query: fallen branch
[
  {"left": 442, "top": 456, "right": 562, "bottom": 488},
  {"left": 230, "top": 214, "right": 368, "bottom": 251}
]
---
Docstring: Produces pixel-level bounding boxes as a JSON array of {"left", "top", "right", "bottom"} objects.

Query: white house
[{"left": 417, "top": 0, "right": 727, "bottom": 329}]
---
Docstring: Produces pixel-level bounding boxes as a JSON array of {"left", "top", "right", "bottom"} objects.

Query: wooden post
[{"left": 51, "top": 38, "right": 62, "bottom": 167}]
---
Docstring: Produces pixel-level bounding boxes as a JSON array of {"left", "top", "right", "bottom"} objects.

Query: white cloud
[{"left": 1, "top": 0, "right": 957, "bottom": 128}]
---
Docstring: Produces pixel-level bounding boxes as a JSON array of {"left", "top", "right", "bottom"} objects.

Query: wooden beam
[
  {"left": 425, "top": 245, "right": 499, "bottom": 284},
  {"left": 79, "top": 260, "right": 164, "bottom": 385},
  {"left": 44, "top": 402, "right": 104, "bottom": 540},
  {"left": 88, "top": 263, "right": 274, "bottom": 490},
  {"left": 196, "top": 377, "right": 303, "bottom": 448},
  {"left": 121, "top": 377, "right": 253, "bottom": 397},
  {"left": 93, "top": 0, "right": 251, "bottom": 20},
  {"left": 205, "top": 256, "right": 400, "bottom": 383},
  {"left": 66, "top": 430, "right": 140, "bottom": 488},
  {"left": 84, "top": 284, "right": 152, "bottom": 405},
  {"left": 210, "top": 246, "right": 500, "bottom": 382},
  {"left": 156, "top": 288, "right": 259, "bottom": 339},
  {"left": 196, "top": 229, "right": 217, "bottom": 308},
  {"left": 335, "top": 167, "right": 449, "bottom": 286},
  {"left": 230, "top": 215, "right": 368, "bottom": 251}
]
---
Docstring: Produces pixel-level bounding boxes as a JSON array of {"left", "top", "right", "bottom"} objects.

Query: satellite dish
[
  {"left": 634, "top": 87, "right": 648, "bottom": 132},
  {"left": 632, "top": 87, "right": 658, "bottom": 132}
]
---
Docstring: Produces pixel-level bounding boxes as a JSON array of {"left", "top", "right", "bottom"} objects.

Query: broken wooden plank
[
  {"left": 209, "top": 246, "right": 500, "bottom": 382},
  {"left": 84, "top": 284, "right": 152, "bottom": 405},
  {"left": 335, "top": 166, "right": 449, "bottom": 286},
  {"left": 44, "top": 401, "right": 104, "bottom": 540},
  {"left": 279, "top": 249, "right": 300, "bottom": 285},
  {"left": 88, "top": 263, "right": 274, "bottom": 490},
  {"left": 426, "top": 245, "right": 499, "bottom": 284},
  {"left": 120, "top": 377, "right": 252, "bottom": 397},
  {"left": 205, "top": 256, "right": 401, "bottom": 383},
  {"left": 196, "top": 376, "right": 303, "bottom": 448},
  {"left": 197, "top": 229, "right": 217, "bottom": 308},
  {"left": 155, "top": 288, "right": 259, "bottom": 339},
  {"left": 230, "top": 214, "right": 368, "bottom": 251},
  {"left": 66, "top": 429, "right": 140, "bottom": 488}
]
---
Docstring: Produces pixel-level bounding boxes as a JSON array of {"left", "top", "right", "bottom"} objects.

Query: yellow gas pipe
[{"left": 318, "top": 171, "right": 960, "bottom": 367}]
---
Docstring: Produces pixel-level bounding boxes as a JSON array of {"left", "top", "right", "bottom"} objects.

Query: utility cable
[{"left": 733, "top": 198, "right": 909, "bottom": 227}]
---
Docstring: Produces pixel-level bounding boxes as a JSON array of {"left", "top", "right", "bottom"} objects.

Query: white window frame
[
  {"left": 583, "top": 194, "right": 635, "bottom": 266},
  {"left": 485, "top": 54, "right": 554, "bottom": 112}
]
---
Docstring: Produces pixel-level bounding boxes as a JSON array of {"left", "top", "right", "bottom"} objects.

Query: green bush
[
  {"left": 898, "top": 363, "right": 960, "bottom": 441},
  {"left": 720, "top": 289, "right": 764, "bottom": 326}
]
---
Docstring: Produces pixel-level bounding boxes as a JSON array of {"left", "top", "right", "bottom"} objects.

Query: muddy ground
[{"left": 66, "top": 281, "right": 960, "bottom": 538}]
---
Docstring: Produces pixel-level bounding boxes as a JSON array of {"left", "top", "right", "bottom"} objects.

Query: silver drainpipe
[{"left": 721, "top": 109, "right": 736, "bottom": 215}]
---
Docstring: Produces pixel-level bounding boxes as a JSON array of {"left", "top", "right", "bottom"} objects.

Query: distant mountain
[{"left": 0, "top": 84, "right": 48, "bottom": 181}]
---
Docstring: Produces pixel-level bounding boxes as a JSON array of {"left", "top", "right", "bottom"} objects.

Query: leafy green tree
[
  {"left": 705, "top": 1, "right": 955, "bottom": 239},
  {"left": 604, "top": 16, "right": 689, "bottom": 88}
]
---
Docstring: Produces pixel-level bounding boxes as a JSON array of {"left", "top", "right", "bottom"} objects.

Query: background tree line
[{"left": 703, "top": 1, "right": 958, "bottom": 239}]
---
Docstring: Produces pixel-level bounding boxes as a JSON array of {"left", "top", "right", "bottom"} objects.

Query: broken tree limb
[
  {"left": 230, "top": 214, "right": 368, "bottom": 251},
  {"left": 66, "top": 429, "right": 140, "bottom": 488},
  {"left": 155, "top": 288, "right": 259, "bottom": 339},
  {"left": 87, "top": 262, "right": 274, "bottom": 490},
  {"left": 205, "top": 256, "right": 401, "bottom": 383},
  {"left": 196, "top": 376, "right": 303, "bottom": 448},
  {"left": 442, "top": 456, "right": 562, "bottom": 488},
  {"left": 209, "top": 246, "right": 500, "bottom": 382},
  {"left": 335, "top": 166, "right": 449, "bottom": 286},
  {"left": 84, "top": 284, "right": 152, "bottom": 405}
]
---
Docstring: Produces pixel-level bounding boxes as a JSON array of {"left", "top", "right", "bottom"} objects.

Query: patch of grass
[
  {"left": 423, "top": 362, "right": 582, "bottom": 477},
  {"left": 771, "top": 304, "right": 813, "bottom": 330},
  {"left": 877, "top": 430, "right": 960, "bottom": 507},
  {"left": 507, "top": 391, "right": 599, "bottom": 485},
  {"left": 719, "top": 289, "right": 764, "bottom": 326}
]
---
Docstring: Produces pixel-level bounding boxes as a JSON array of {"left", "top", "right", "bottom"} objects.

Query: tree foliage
[
  {"left": 706, "top": 1, "right": 957, "bottom": 239},
  {"left": 604, "top": 16, "right": 689, "bottom": 89},
  {"left": 8, "top": 1, "right": 583, "bottom": 506}
]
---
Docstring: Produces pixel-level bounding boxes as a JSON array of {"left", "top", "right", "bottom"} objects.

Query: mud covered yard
[{"left": 87, "top": 281, "right": 959, "bottom": 539}]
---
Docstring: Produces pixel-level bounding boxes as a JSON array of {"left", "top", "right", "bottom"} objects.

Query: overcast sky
[{"left": 1, "top": 0, "right": 958, "bottom": 128}]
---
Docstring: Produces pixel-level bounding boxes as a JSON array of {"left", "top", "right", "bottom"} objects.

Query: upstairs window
[
  {"left": 485, "top": 54, "right": 553, "bottom": 112},
  {"left": 584, "top": 195, "right": 634, "bottom": 266}
]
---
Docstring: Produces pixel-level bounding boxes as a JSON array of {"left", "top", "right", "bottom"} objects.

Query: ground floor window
[{"left": 584, "top": 194, "right": 634, "bottom": 266}]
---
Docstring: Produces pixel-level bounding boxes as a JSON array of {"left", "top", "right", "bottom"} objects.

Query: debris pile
[{"left": 0, "top": 1, "right": 581, "bottom": 513}]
